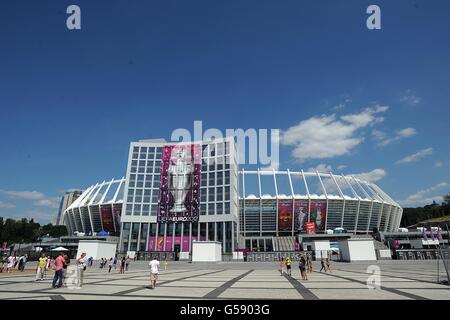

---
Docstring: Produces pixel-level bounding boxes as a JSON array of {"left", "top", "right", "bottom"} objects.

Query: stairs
[{"left": 272, "top": 236, "right": 295, "bottom": 251}]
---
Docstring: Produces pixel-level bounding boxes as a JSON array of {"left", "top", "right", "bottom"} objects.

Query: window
[
  {"left": 216, "top": 202, "right": 223, "bottom": 215},
  {"left": 126, "top": 204, "right": 132, "bottom": 216},
  {"left": 133, "top": 204, "right": 142, "bottom": 216},
  {"left": 208, "top": 222, "right": 215, "bottom": 241}
]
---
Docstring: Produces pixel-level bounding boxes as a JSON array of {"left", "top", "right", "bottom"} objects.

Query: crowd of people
[
  {"left": 279, "top": 254, "right": 331, "bottom": 280},
  {"left": 98, "top": 255, "right": 132, "bottom": 273},
  {"left": 0, "top": 253, "right": 29, "bottom": 273}
]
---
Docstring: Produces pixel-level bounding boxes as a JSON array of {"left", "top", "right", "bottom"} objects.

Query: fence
[{"left": 437, "top": 246, "right": 450, "bottom": 285}]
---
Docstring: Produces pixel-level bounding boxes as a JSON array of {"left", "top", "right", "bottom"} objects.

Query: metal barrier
[
  {"left": 246, "top": 251, "right": 313, "bottom": 262},
  {"left": 437, "top": 246, "right": 450, "bottom": 285}
]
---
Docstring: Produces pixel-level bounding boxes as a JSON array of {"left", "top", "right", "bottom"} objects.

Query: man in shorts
[
  {"left": 149, "top": 257, "right": 160, "bottom": 289},
  {"left": 285, "top": 257, "right": 292, "bottom": 276}
]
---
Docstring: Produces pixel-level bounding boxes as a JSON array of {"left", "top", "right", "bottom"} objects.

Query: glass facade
[{"left": 119, "top": 138, "right": 239, "bottom": 254}]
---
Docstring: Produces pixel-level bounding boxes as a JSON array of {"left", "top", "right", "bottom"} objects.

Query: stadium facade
[{"left": 63, "top": 137, "right": 403, "bottom": 254}]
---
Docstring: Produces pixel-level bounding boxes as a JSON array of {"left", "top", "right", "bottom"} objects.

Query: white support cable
[
  {"left": 301, "top": 170, "right": 311, "bottom": 222},
  {"left": 377, "top": 202, "right": 384, "bottom": 231},
  {"left": 89, "top": 181, "right": 106, "bottom": 206},
  {"left": 257, "top": 168, "right": 263, "bottom": 237},
  {"left": 286, "top": 169, "right": 295, "bottom": 197},
  {"left": 272, "top": 168, "right": 279, "bottom": 197},
  {"left": 316, "top": 172, "right": 329, "bottom": 231},
  {"left": 352, "top": 176, "right": 373, "bottom": 234},
  {"left": 99, "top": 178, "right": 115, "bottom": 204},
  {"left": 329, "top": 172, "right": 345, "bottom": 228},
  {"left": 287, "top": 169, "right": 295, "bottom": 235},
  {"left": 342, "top": 174, "right": 360, "bottom": 234},
  {"left": 242, "top": 168, "right": 246, "bottom": 237}
]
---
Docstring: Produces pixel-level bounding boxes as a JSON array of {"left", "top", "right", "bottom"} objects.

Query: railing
[{"left": 246, "top": 251, "right": 313, "bottom": 262}]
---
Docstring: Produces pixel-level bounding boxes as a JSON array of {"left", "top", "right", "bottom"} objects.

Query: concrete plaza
[{"left": 0, "top": 260, "right": 449, "bottom": 300}]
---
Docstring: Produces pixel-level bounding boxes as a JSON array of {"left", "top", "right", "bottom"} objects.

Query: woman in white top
[{"left": 6, "top": 254, "right": 16, "bottom": 273}]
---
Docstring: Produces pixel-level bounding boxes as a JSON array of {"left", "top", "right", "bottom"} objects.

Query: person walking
[
  {"left": 113, "top": 256, "right": 118, "bottom": 271},
  {"left": 148, "top": 256, "right": 160, "bottom": 289},
  {"left": 44, "top": 255, "right": 51, "bottom": 279},
  {"left": 299, "top": 255, "right": 308, "bottom": 280},
  {"left": 52, "top": 253, "right": 66, "bottom": 288},
  {"left": 285, "top": 257, "right": 292, "bottom": 276},
  {"left": 6, "top": 253, "right": 16, "bottom": 273},
  {"left": 279, "top": 257, "right": 286, "bottom": 276},
  {"left": 17, "top": 254, "right": 24, "bottom": 272},
  {"left": 0, "top": 254, "right": 7, "bottom": 273},
  {"left": 35, "top": 253, "right": 48, "bottom": 281},
  {"left": 326, "top": 258, "right": 331, "bottom": 272},
  {"left": 120, "top": 257, "right": 126, "bottom": 274},
  {"left": 320, "top": 258, "right": 326, "bottom": 272},
  {"left": 125, "top": 256, "right": 130, "bottom": 271},
  {"left": 76, "top": 253, "right": 87, "bottom": 287},
  {"left": 108, "top": 258, "right": 113, "bottom": 273}
]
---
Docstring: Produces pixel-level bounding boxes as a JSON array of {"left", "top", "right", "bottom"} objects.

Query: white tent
[{"left": 51, "top": 246, "right": 69, "bottom": 251}]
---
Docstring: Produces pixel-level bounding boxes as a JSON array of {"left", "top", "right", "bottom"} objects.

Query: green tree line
[
  {"left": 401, "top": 192, "right": 450, "bottom": 227},
  {"left": 0, "top": 217, "right": 67, "bottom": 244}
]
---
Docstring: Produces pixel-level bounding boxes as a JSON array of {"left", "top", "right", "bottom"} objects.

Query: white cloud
[
  {"left": 397, "top": 182, "right": 449, "bottom": 207},
  {"left": 308, "top": 163, "right": 332, "bottom": 173},
  {"left": 396, "top": 147, "right": 433, "bottom": 164},
  {"left": 0, "top": 190, "right": 46, "bottom": 200},
  {"left": 400, "top": 89, "right": 421, "bottom": 106},
  {"left": 281, "top": 105, "right": 388, "bottom": 162},
  {"left": 321, "top": 168, "right": 386, "bottom": 194},
  {"left": 435, "top": 161, "right": 443, "bottom": 168},
  {"left": 373, "top": 127, "right": 417, "bottom": 146},
  {"left": 351, "top": 168, "right": 386, "bottom": 183},
  {"left": 337, "top": 165, "right": 347, "bottom": 171},
  {"left": 0, "top": 190, "right": 60, "bottom": 209},
  {"left": 0, "top": 201, "right": 16, "bottom": 209}
]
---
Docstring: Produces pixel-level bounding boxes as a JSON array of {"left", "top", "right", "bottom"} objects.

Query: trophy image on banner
[{"left": 168, "top": 146, "right": 193, "bottom": 213}]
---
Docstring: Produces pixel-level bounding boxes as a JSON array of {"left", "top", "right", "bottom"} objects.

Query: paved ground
[{"left": 0, "top": 260, "right": 449, "bottom": 300}]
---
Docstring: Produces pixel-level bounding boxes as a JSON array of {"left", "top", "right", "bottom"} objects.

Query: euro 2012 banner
[
  {"left": 157, "top": 144, "right": 202, "bottom": 223},
  {"left": 278, "top": 202, "right": 327, "bottom": 233}
]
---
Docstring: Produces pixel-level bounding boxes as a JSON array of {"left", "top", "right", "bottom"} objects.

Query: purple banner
[{"left": 157, "top": 144, "right": 201, "bottom": 223}]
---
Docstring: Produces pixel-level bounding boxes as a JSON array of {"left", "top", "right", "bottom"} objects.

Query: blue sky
[{"left": 1, "top": 0, "right": 449, "bottom": 223}]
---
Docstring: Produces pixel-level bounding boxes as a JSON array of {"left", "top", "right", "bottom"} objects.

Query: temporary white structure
[{"left": 51, "top": 246, "right": 69, "bottom": 251}]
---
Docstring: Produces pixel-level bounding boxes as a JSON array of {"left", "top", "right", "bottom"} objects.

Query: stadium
[{"left": 62, "top": 137, "right": 402, "bottom": 254}]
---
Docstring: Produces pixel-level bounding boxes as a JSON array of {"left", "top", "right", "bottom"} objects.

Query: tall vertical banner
[
  {"left": 309, "top": 202, "right": 327, "bottom": 231},
  {"left": 157, "top": 144, "right": 201, "bottom": 223},
  {"left": 294, "top": 202, "right": 309, "bottom": 232},
  {"left": 112, "top": 205, "right": 122, "bottom": 233},
  {"left": 100, "top": 206, "right": 114, "bottom": 233},
  {"left": 278, "top": 202, "right": 293, "bottom": 231}
]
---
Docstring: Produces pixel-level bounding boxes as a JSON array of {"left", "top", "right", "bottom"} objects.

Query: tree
[{"left": 444, "top": 192, "right": 450, "bottom": 206}]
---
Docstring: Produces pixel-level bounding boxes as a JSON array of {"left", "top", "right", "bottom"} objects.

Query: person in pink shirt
[{"left": 52, "top": 253, "right": 66, "bottom": 288}]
